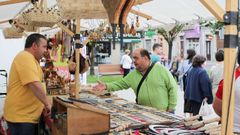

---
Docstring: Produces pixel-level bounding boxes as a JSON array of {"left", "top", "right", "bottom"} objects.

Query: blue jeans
[{"left": 7, "top": 122, "right": 38, "bottom": 135}]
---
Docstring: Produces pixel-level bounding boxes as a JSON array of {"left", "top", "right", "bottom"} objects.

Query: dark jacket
[{"left": 184, "top": 67, "right": 213, "bottom": 104}]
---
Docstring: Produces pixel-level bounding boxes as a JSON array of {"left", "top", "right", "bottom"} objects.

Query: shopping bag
[
  {"left": 0, "top": 116, "right": 10, "bottom": 135},
  {"left": 199, "top": 99, "right": 213, "bottom": 116}
]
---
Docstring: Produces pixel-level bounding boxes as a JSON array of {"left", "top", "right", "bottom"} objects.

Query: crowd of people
[{"left": 2, "top": 33, "right": 240, "bottom": 134}]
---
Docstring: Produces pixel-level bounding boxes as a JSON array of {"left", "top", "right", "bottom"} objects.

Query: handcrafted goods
[
  {"left": 22, "top": 5, "right": 62, "bottom": 27},
  {"left": 12, "top": 15, "right": 37, "bottom": 32},
  {"left": 56, "top": 0, "right": 108, "bottom": 19},
  {"left": 3, "top": 27, "right": 23, "bottom": 39}
]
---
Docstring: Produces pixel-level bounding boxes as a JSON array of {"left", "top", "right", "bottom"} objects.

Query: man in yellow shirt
[{"left": 3, "top": 33, "right": 51, "bottom": 135}]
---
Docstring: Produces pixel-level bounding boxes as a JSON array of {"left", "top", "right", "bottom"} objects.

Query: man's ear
[{"left": 32, "top": 42, "right": 38, "bottom": 50}]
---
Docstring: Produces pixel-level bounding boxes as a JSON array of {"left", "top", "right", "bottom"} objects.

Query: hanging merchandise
[
  {"left": 3, "top": 27, "right": 23, "bottom": 39},
  {"left": 68, "top": 51, "right": 90, "bottom": 74},
  {"left": 83, "top": 30, "right": 89, "bottom": 37},
  {"left": 56, "top": 0, "right": 107, "bottom": 19},
  {"left": 51, "top": 37, "right": 58, "bottom": 57},
  {"left": 129, "top": 23, "right": 136, "bottom": 36},
  {"left": 60, "top": 31, "right": 65, "bottom": 62},
  {"left": 63, "top": 32, "right": 72, "bottom": 59},
  {"left": 11, "top": 15, "right": 37, "bottom": 33},
  {"left": 124, "top": 23, "right": 130, "bottom": 34},
  {"left": 22, "top": 5, "right": 62, "bottom": 27},
  {"left": 105, "top": 26, "right": 112, "bottom": 35},
  {"left": 88, "top": 32, "right": 102, "bottom": 42},
  {"left": 135, "top": 16, "right": 140, "bottom": 28}
]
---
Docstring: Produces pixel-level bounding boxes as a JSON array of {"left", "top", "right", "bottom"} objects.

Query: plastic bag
[
  {"left": 199, "top": 99, "right": 213, "bottom": 116},
  {"left": 0, "top": 116, "right": 10, "bottom": 135}
]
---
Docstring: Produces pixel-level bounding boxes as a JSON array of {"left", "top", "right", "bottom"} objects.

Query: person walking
[
  {"left": 209, "top": 50, "right": 224, "bottom": 98},
  {"left": 120, "top": 49, "right": 132, "bottom": 77},
  {"left": 184, "top": 55, "right": 213, "bottom": 116}
]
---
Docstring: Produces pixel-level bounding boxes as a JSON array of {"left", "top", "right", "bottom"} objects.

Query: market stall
[{"left": 50, "top": 89, "right": 221, "bottom": 135}]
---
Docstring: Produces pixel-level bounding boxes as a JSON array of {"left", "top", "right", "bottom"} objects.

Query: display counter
[{"left": 50, "top": 91, "right": 221, "bottom": 135}]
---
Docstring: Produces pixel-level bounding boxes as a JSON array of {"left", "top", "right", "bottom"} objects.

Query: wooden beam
[
  {"left": 74, "top": 19, "right": 81, "bottom": 99},
  {"left": 130, "top": 9, "right": 166, "bottom": 24},
  {"left": 199, "top": 0, "right": 225, "bottom": 22},
  {"left": 134, "top": 0, "right": 152, "bottom": 5},
  {"left": 0, "top": 0, "right": 29, "bottom": 6},
  {"left": 121, "top": 0, "right": 136, "bottom": 24},
  {"left": 130, "top": 9, "right": 152, "bottom": 20},
  {"left": 221, "top": 0, "right": 238, "bottom": 134},
  {"left": 57, "top": 22, "right": 74, "bottom": 37},
  {"left": 0, "top": 19, "right": 11, "bottom": 24}
]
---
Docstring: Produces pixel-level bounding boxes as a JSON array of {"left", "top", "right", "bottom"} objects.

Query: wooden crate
[{"left": 52, "top": 97, "right": 110, "bottom": 135}]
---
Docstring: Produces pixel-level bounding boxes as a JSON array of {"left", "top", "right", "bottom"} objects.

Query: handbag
[{"left": 68, "top": 53, "right": 90, "bottom": 74}]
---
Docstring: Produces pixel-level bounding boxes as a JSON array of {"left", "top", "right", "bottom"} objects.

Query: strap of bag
[
  {"left": 184, "top": 65, "right": 192, "bottom": 76},
  {"left": 136, "top": 63, "right": 155, "bottom": 103}
]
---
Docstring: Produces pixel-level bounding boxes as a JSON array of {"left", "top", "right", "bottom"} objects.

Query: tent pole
[
  {"left": 199, "top": 0, "right": 224, "bottom": 22},
  {"left": 74, "top": 19, "right": 81, "bottom": 99},
  {"left": 221, "top": 0, "right": 238, "bottom": 134},
  {"left": 200, "top": 0, "right": 238, "bottom": 134}
]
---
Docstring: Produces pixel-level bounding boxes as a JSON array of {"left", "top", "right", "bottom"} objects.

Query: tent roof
[{"left": 0, "top": 0, "right": 225, "bottom": 30}]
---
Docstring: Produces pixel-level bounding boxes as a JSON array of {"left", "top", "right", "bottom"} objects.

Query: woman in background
[
  {"left": 120, "top": 49, "right": 132, "bottom": 77},
  {"left": 184, "top": 55, "right": 213, "bottom": 116}
]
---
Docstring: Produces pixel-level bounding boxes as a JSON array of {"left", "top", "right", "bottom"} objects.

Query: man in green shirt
[{"left": 93, "top": 48, "right": 177, "bottom": 112}]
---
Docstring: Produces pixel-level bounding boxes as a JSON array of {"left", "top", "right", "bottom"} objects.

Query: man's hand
[
  {"left": 93, "top": 81, "right": 107, "bottom": 91},
  {"left": 43, "top": 103, "right": 51, "bottom": 117},
  {"left": 167, "top": 108, "right": 175, "bottom": 114}
]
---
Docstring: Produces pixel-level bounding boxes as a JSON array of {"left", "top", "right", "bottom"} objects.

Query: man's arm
[
  {"left": 26, "top": 81, "right": 51, "bottom": 115},
  {"left": 93, "top": 76, "right": 131, "bottom": 92},
  {"left": 213, "top": 97, "right": 222, "bottom": 116},
  {"left": 164, "top": 67, "right": 178, "bottom": 111}
]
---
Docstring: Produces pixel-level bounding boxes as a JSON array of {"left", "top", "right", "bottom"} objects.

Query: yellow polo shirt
[{"left": 4, "top": 51, "right": 44, "bottom": 123}]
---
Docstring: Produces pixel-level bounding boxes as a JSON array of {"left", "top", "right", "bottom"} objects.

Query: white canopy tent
[{"left": 0, "top": 0, "right": 225, "bottom": 30}]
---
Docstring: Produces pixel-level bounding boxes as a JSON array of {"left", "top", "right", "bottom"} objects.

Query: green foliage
[
  {"left": 200, "top": 20, "right": 224, "bottom": 34},
  {"left": 157, "top": 23, "right": 185, "bottom": 59},
  {"left": 157, "top": 24, "right": 185, "bottom": 44},
  {"left": 87, "top": 75, "right": 123, "bottom": 84}
]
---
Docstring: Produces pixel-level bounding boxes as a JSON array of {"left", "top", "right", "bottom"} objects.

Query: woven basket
[
  {"left": 22, "top": 6, "right": 62, "bottom": 27},
  {"left": 3, "top": 27, "right": 23, "bottom": 39},
  {"left": 56, "top": 0, "right": 107, "bottom": 19},
  {"left": 13, "top": 16, "right": 37, "bottom": 32}
]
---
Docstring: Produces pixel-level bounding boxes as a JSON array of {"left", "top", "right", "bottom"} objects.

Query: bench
[{"left": 98, "top": 64, "right": 123, "bottom": 76}]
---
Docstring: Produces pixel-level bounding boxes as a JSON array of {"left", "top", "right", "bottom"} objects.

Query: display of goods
[
  {"left": 74, "top": 92, "right": 183, "bottom": 133},
  {"left": 57, "top": 92, "right": 223, "bottom": 134},
  {"left": 22, "top": 6, "right": 62, "bottom": 27},
  {"left": 56, "top": 0, "right": 108, "bottom": 19},
  {"left": 3, "top": 27, "right": 23, "bottom": 39}
]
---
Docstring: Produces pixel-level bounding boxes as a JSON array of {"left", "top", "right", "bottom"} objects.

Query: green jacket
[{"left": 106, "top": 64, "right": 178, "bottom": 111}]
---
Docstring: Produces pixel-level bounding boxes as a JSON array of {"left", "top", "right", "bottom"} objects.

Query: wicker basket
[
  {"left": 22, "top": 6, "right": 62, "bottom": 27},
  {"left": 3, "top": 27, "right": 23, "bottom": 39},
  {"left": 56, "top": 0, "right": 107, "bottom": 19},
  {"left": 13, "top": 16, "right": 37, "bottom": 32}
]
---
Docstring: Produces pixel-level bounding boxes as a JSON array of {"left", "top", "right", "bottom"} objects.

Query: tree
[
  {"left": 200, "top": 20, "right": 224, "bottom": 34},
  {"left": 157, "top": 23, "right": 184, "bottom": 60}
]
